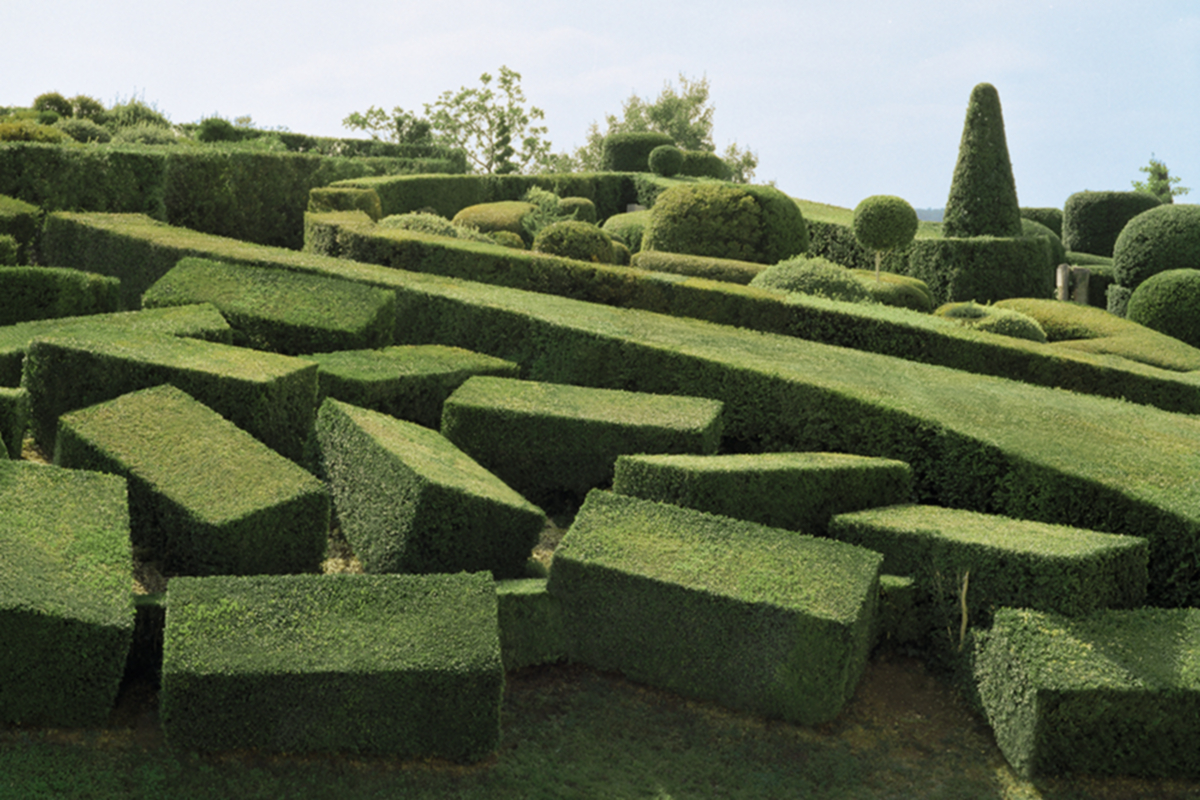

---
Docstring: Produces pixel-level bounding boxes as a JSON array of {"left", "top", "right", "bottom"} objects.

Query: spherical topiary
[
  {"left": 33, "top": 92, "right": 73, "bottom": 118},
  {"left": 55, "top": 117, "right": 111, "bottom": 144},
  {"left": 648, "top": 145, "right": 684, "bottom": 177},
  {"left": 750, "top": 257, "right": 874, "bottom": 304},
  {"left": 1112, "top": 204, "right": 1200, "bottom": 292},
  {"left": 853, "top": 195, "right": 919, "bottom": 253},
  {"left": 556, "top": 196, "right": 597, "bottom": 224},
  {"left": 196, "top": 116, "right": 240, "bottom": 143},
  {"left": 643, "top": 182, "right": 807, "bottom": 265},
  {"left": 453, "top": 201, "right": 537, "bottom": 241},
  {"left": 532, "top": 220, "right": 614, "bottom": 263},
  {"left": 934, "top": 302, "right": 1048, "bottom": 343},
  {"left": 1126, "top": 269, "right": 1200, "bottom": 348},
  {"left": 489, "top": 230, "right": 526, "bottom": 249},
  {"left": 1062, "top": 191, "right": 1162, "bottom": 257}
]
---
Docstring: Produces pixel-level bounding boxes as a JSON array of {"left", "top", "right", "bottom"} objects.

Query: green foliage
[
  {"left": 601, "top": 131, "right": 674, "bottom": 172},
  {"left": 519, "top": 186, "right": 563, "bottom": 242},
  {"left": 679, "top": 149, "right": 732, "bottom": 180},
  {"left": 105, "top": 97, "right": 171, "bottom": 130},
  {"left": 1126, "top": 269, "right": 1200, "bottom": 348},
  {"left": 751, "top": 256, "right": 875, "bottom": 303},
  {"left": 934, "top": 301, "right": 1048, "bottom": 343},
  {"left": 1062, "top": 190, "right": 1162, "bottom": 257},
  {"left": 851, "top": 270, "right": 935, "bottom": 312},
  {"left": 1020, "top": 206, "right": 1063, "bottom": 237},
  {"left": 556, "top": 196, "right": 596, "bottom": 224},
  {"left": 907, "top": 236, "right": 1054, "bottom": 305},
  {"left": 112, "top": 122, "right": 179, "bottom": 145},
  {"left": 0, "top": 119, "right": 72, "bottom": 143},
  {"left": 532, "top": 220, "right": 615, "bottom": 264},
  {"left": 341, "top": 105, "right": 434, "bottom": 145},
  {"left": 32, "top": 92, "right": 73, "bottom": 118},
  {"left": 0, "top": 235, "right": 15, "bottom": 266},
  {"left": 54, "top": 117, "right": 111, "bottom": 144},
  {"left": 1112, "top": 203, "right": 1200, "bottom": 291},
  {"left": 383, "top": 210, "right": 497, "bottom": 243},
  {"left": 0, "top": 193, "right": 40, "bottom": 265},
  {"left": 1132, "top": 154, "right": 1189, "bottom": 203},
  {"left": 631, "top": 249, "right": 765, "bottom": 284},
  {"left": 853, "top": 194, "right": 918, "bottom": 280},
  {"left": 0, "top": 266, "right": 122, "bottom": 325},
  {"left": 601, "top": 209, "right": 651, "bottom": 251},
  {"left": 496, "top": 579, "right": 567, "bottom": 670},
  {"left": 942, "top": 83, "right": 1023, "bottom": 239},
  {"left": 452, "top": 200, "right": 537, "bottom": 243},
  {"left": 648, "top": 144, "right": 684, "bottom": 177},
  {"left": 195, "top": 116, "right": 240, "bottom": 143},
  {"left": 1020, "top": 217, "right": 1067, "bottom": 267},
  {"left": 308, "top": 186, "right": 383, "bottom": 221},
  {"left": 70, "top": 94, "right": 106, "bottom": 121},
  {"left": 0, "top": 386, "right": 29, "bottom": 458},
  {"left": 490, "top": 229, "right": 524, "bottom": 249}
]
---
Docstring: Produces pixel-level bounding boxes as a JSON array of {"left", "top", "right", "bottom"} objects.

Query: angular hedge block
[
  {"left": 55, "top": 384, "right": 329, "bottom": 575},
  {"left": 0, "top": 386, "right": 29, "bottom": 459},
  {"left": 906, "top": 235, "right": 1054, "bottom": 305},
  {"left": 441, "top": 376, "right": 723, "bottom": 507},
  {"left": 0, "top": 461, "right": 134, "bottom": 726},
  {"left": 612, "top": 451, "right": 913, "bottom": 535},
  {"left": 0, "top": 193, "right": 40, "bottom": 264},
  {"left": 303, "top": 344, "right": 519, "bottom": 429},
  {"left": 23, "top": 330, "right": 318, "bottom": 461},
  {"left": 547, "top": 490, "right": 883, "bottom": 725},
  {"left": 142, "top": 258, "right": 396, "bottom": 355},
  {"left": 0, "top": 266, "right": 122, "bottom": 326},
  {"left": 314, "top": 398, "right": 545, "bottom": 578},
  {"left": 161, "top": 572, "right": 504, "bottom": 760},
  {"left": 496, "top": 578, "right": 566, "bottom": 671},
  {"left": 0, "top": 303, "right": 232, "bottom": 387},
  {"left": 974, "top": 607, "right": 1200, "bottom": 778},
  {"left": 828, "top": 505, "right": 1148, "bottom": 622}
]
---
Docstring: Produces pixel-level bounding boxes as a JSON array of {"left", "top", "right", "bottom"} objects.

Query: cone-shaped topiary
[
  {"left": 942, "top": 83, "right": 1023, "bottom": 239},
  {"left": 852, "top": 195, "right": 919, "bottom": 280}
]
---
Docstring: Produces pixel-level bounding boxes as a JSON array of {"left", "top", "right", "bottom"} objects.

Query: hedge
[
  {"left": 1111, "top": 203, "right": 1200, "bottom": 293},
  {"left": 547, "top": 489, "right": 883, "bottom": 725},
  {"left": 906, "top": 236, "right": 1054, "bottom": 305},
  {"left": 601, "top": 132, "right": 675, "bottom": 172},
  {"left": 0, "top": 192, "right": 41, "bottom": 263},
  {"left": 630, "top": 249, "right": 766, "bottom": 284},
  {"left": 161, "top": 572, "right": 504, "bottom": 760},
  {"left": 942, "top": 83, "right": 1024, "bottom": 239},
  {"left": 1062, "top": 190, "right": 1162, "bottom": 257},
  {"left": 0, "top": 386, "right": 29, "bottom": 458},
  {"left": 0, "top": 265, "right": 121, "bottom": 325},
  {"left": 56, "top": 384, "right": 330, "bottom": 574},
  {"left": 0, "top": 460, "right": 133, "bottom": 726},
  {"left": 1020, "top": 207, "right": 1063, "bottom": 238},
  {"left": 496, "top": 578, "right": 567, "bottom": 670}
]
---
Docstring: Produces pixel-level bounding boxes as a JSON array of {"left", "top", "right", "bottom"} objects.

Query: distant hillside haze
[{"left": 915, "top": 208, "right": 944, "bottom": 222}]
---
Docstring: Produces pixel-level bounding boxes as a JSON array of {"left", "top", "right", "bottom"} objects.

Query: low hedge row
[
  {"left": 495, "top": 578, "right": 566, "bottom": 671},
  {"left": 0, "top": 265, "right": 121, "bottom": 325},
  {"left": 0, "top": 192, "right": 41, "bottom": 263},
  {"left": 630, "top": 249, "right": 766, "bottom": 284},
  {"left": 1062, "top": 190, "right": 1161, "bottom": 257}
]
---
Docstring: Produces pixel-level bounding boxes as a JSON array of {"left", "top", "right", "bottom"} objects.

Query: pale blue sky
[{"left": 5, "top": 0, "right": 1197, "bottom": 210}]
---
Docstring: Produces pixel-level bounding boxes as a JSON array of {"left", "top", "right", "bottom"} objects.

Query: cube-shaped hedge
[
  {"left": 974, "top": 607, "right": 1200, "bottom": 778},
  {"left": 0, "top": 460, "right": 134, "bottom": 726},
  {"left": 547, "top": 490, "right": 883, "bottom": 725},
  {"left": 612, "top": 451, "right": 913, "bottom": 535},
  {"left": 828, "top": 504, "right": 1148, "bottom": 623},
  {"left": 314, "top": 398, "right": 545, "bottom": 578},
  {"left": 442, "top": 376, "right": 724, "bottom": 507},
  {"left": 55, "top": 384, "right": 329, "bottom": 575},
  {"left": 0, "top": 266, "right": 122, "bottom": 326},
  {"left": 496, "top": 578, "right": 566, "bottom": 671},
  {"left": 142, "top": 258, "right": 396, "bottom": 355},
  {"left": 303, "top": 344, "right": 520, "bottom": 429},
  {"left": 23, "top": 330, "right": 318, "bottom": 461},
  {"left": 161, "top": 571, "right": 504, "bottom": 761}
]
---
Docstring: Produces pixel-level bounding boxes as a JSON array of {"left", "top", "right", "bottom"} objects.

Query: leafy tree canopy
[{"left": 1132, "top": 154, "right": 1190, "bottom": 204}]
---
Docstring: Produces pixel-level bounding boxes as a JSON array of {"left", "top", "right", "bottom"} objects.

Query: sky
[{"left": 4, "top": 0, "right": 1197, "bottom": 211}]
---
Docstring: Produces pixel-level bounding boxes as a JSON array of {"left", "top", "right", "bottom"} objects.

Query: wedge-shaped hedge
[
  {"left": 0, "top": 461, "right": 134, "bottom": 726},
  {"left": 442, "top": 376, "right": 723, "bottom": 507},
  {"left": 0, "top": 386, "right": 29, "bottom": 458},
  {"left": 0, "top": 303, "right": 231, "bottom": 387},
  {"left": 23, "top": 330, "right": 317, "bottom": 461},
  {"left": 56, "top": 384, "right": 329, "bottom": 574},
  {"left": 496, "top": 578, "right": 566, "bottom": 671},
  {"left": 828, "top": 505, "right": 1148, "bottom": 627},
  {"left": 612, "top": 451, "right": 913, "bottom": 536},
  {"left": 302, "top": 344, "right": 519, "bottom": 429},
  {"left": 974, "top": 607, "right": 1200, "bottom": 778},
  {"left": 548, "top": 490, "right": 882, "bottom": 725},
  {"left": 0, "top": 266, "right": 121, "bottom": 326},
  {"left": 314, "top": 398, "right": 544, "bottom": 578},
  {"left": 161, "top": 572, "right": 504, "bottom": 761},
  {"left": 142, "top": 257, "right": 396, "bottom": 355}
]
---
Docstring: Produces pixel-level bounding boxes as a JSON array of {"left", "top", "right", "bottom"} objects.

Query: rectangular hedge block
[
  {"left": 612, "top": 451, "right": 913, "bottom": 535},
  {"left": 0, "top": 303, "right": 232, "bottom": 387},
  {"left": 0, "top": 266, "right": 122, "bottom": 326},
  {"left": 828, "top": 504, "right": 1148, "bottom": 622},
  {"left": 302, "top": 344, "right": 519, "bottom": 429},
  {"left": 442, "top": 376, "right": 723, "bottom": 507},
  {"left": 55, "top": 384, "right": 329, "bottom": 575},
  {"left": 547, "top": 490, "right": 883, "bottom": 725},
  {"left": 142, "top": 258, "right": 396, "bottom": 355},
  {"left": 0, "top": 461, "right": 134, "bottom": 726},
  {"left": 161, "top": 571, "right": 504, "bottom": 761},
  {"left": 974, "top": 607, "right": 1200, "bottom": 778},
  {"left": 496, "top": 578, "right": 566, "bottom": 671},
  {"left": 0, "top": 386, "right": 29, "bottom": 458},
  {"left": 0, "top": 192, "right": 40, "bottom": 264},
  {"left": 314, "top": 398, "right": 545, "bottom": 578},
  {"left": 23, "top": 330, "right": 318, "bottom": 461}
]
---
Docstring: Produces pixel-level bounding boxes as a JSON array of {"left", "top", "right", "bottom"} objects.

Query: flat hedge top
[
  {"left": 0, "top": 461, "right": 132, "bottom": 627},
  {"left": 617, "top": 451, "right": 909, "bottom": 475},
  {"left": 165, "top": 571, "right": 500, "bottom": 675},
  {"left": 556, "top": 490, "right": 881, "bottom": 623},
  {"left": 302, "top": 344, "right": 517, "bottom": 381}
]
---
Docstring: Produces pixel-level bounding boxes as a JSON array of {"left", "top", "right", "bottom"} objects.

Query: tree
[
  {"left": 563, "top": 73, "right": 758, "bottom": 182},
  {"left": 1132, "top": 155, "right": 1190, "bottom": 204},
  {"left": 941, "top": 83, "right": 1023, "bottom": 239},
  {"left": 341, "top": 106, "right": 433, "bottom": 145},
  {"left": 853, "top": 195, "right": 918, "bottom": 281}
]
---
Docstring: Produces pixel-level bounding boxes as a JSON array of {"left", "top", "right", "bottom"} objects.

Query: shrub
[
  {"left": 1021, "top": 207, "right": 1063, "bottom": 237},
  {"left": 1062, "top": 190, "right": 1162, "bottom": 257},
  {"left": 0, "top": 235, "right": 16, "bottom": 266},
  {"left": 750, "top": 256, "right": 874, "bottom": 303},
  {"left": 1021, "top": 217, "right": 1067, "bottom": 268},
  {"left": 0, "top": 119, "right": 71, "bottom": 143},
  {"left": 490, "top": 229, "right": 525, "bottom": 249},
  {"left": 532, "top": 220, "right": 614, "bottom": 263},
  {"left": 0, "top": 194, "right": 41, "bottom": 265},
  {"left": 0, "top": 266, "right": 122, "bottom": 325},
  {"left": 907, "top": 235, "right": 1054, "bottom": 305},
  {"left": 934, "top": 301, "right": 1048, "bottom": 343},
  {"left": 518, "top": 186, "right": 561, "bottom": 243},
  {"left": 942, "top": 83, "right": 1023, "bottom": 238},
  {"left": 70, "top": 95, "right": 106, "bottom": 121},
  {"left": 308, "top": 187, "right": 383, "bottom": 221},
  {"left": 611, "top": 239, "right": 631, "bottom": 265},
  {"left": 601, "top": 132, "right": 675, "bottom": 171},
  {"left": 32, "top": 92, "right": 73, "bottom": 118},
  {"left": 631, "top": 250, "right": 764, "bottom": 284},
  {"left": 851, "top": 270, "right": 934, "bottom": 312},
  {"left": 678, "top": 150, "right": 732, "bottom": 180},
  {"left": 380, "top": 211, "right": 495, "bottom": 244},
  {"left": 1126, "top": 269, "right": 1200, "bottom": 348},
  {"left": 54, "top": 117, "right": 111, "bottom": 144},
  {"left": 556, "top": 196, "right": 596, "bottom": 224},
  {"left": 648, "top": 144, "right": 684, "bottom": 177},
  {"left": 112, "top": 122, "right": 178, "bottom": 145},
  {"left": 1112, "top": 203, "right": 1200, "bottom": 291},
  {"left": 601, "top": 210, "right": 651, "bottom": 251},
  {"left": 196, "top": 116, "right": 239, "bottom": 143},
  {"left": 106, "top": 98, "right": 171, "bottom": 130}
]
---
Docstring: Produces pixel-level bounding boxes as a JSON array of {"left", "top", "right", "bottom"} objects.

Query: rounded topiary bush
[
  {"left": 1126, "top": 269, "right": 1200, "bottom": 347},
  {"left": 112, "top": 123, "right": 178, "bottom": 145},
  {"left": 750, "top": 257, "right": 874, "bottom": 304},
  {"left": 379, "top": 212, "right": 495, "bottom": 244},
  {"left": 602, "top": 210, "right": 651, "bottom": 252},
  {"left": 1062, "top": 190, "right": 1162, "bottom": 257},
  {"left": 601, "top": 132, "right": 675, "bottom": 172},
  {"left": 853, "top": 195, "right": 919, "bottom": 253},
  {"left": 532, "top": 220, "right": 615, "bottom": 263},
  {"left": 71, "top": 94, "right": 107, "bottom": 121},
  {"left": 1020, "top": 207, "right": 1063, "bottom": 238},
  {"left": 453, "top": 201, "right": 537, "bottom": 241},
  {"left": 489, "top": 230, "right": 526, "bottom": 249},
  {"left": 851, "top": 270, "right": 934, "bottom": 312},
  {"left": 54, "top": 117, "right": 111, "bottom": 143},
  {"left": 643, "top": 183, "right": 807, "bottom": 264},
  {"left": 557, "top": 196, "right": 597, "bottom": 225},
  {"left": 1112, "top": 204, "right": 1200, "bottom": 291},
  {"left": 0, "top": 120, "right": 71, "bottom": 143},
  {"left": 197, "top": 116, "right": 240, "bottom": 143},
  {"left": 33, "top": 92, "right": 73, "bottom": 118},
  {"left": 934, "top": 302, "right": 1048, "bottom": 343},
  {"left": 611, "top": 240, "right": 631, "bottom": 266},
  {"left": 648, "top": 145, "right": 684, "bottom": 177},
  {"left": 1020, "top": 217, "right": 1067, "bottom": 269},
  {"left": 679, "top": 150, "right": 732, "bottom": 180}
]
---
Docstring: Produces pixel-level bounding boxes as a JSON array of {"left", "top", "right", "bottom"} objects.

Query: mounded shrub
[
  {"left": 1021, "top": 217, "right": 1067, "bottom": 268},
  {"left": 32, "top": 92, "right": 73, "bottom": 118},
  {"left": 648, "top": 144, "right": 684, "bottom": 177},
  {"left": 1062, "top": 190, "right": 1162, "bottom": 257},
  {"left": 601, "top": 209, "right": 651, "bottom": 251},
  {"left": 942, "top": 83, "right": 1023, "bottom": 239},
  {"left": 70, "top": 95, "right": 106, "bottom": 121},
  {"left": 1112, "top": 203, "right": 1200, "bottom": 291},
  {"left": 452, "top": 200, "right": 536, "bottom": 241},
  {"left": 1021, "top": 207, "right": 1063, "bottom": 238},
  {"left": 601, "top": 132, "right": 674, "bottom": 172},
  {"left": 54, "top": 117, "right": 111, "bottom": 144},
  {"left": 532, "top": 220, "right": 614, "bottom": 264},
  {"left": 308, "top": 186, "right": 383, "bottom": 221},
  {"left": 556, "top": 196, "right": 596, "bottom": 224},
  {"left": 610, "top": 239, "right": 631, "bottom": 265},
  {"left": 112, "top": 123, "right": 178, "bottom": 146},
  {"left": 631, "top": 250, "right": 765, "bottom": 284},
  {"left": 678, "top": 150, "right": 732, "bottom": 180},
  {"left": 851, "top": 270, "right": 934, "bottom": 312},
  {"left": 0, "top": 119, "right": 72, "bottom": 144},
  {"left": 1126, "top": 269, "right": 1200, "bottom": 348},
  {"left": 0, "top": 235, "right": 15, "bottom": 266},
  {"left": 195, "top": 116, "right": 239, "bottom": 143},
  {"left": 106, "top": 98, "right": 171, "bottom": 130},
  {"left": 934, "top": 301, "right": 1048, "bottom": 343},
  {"left": 750, "top": 256, "right": 874, "bottom": 304},
  {"left": 490, "top": 230, "right": 525, "bottom": 249}
]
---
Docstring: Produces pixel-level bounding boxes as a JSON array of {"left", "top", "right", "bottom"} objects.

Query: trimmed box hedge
[
  {"left": 55, "top": 384, "right": 329, "bottom": 575},
  {"left": 142, "top": 257, "right": 396, "bottom": 355},
  {"left": 302, "top": 344, "right": 519, "bottom": 429},
  {"left": 630, "top": 250, "right": 766, "bottom": 284},
  {"left": 441, "top": 376, "right": 723, "bottom": 507},
  {"left": 23, "top": 330, "right": 318, "bottom": 461},
  {"left": 906, "top": 235, "right": 1054, "bottom": 305},
  {"left": 0, "top": 386, "right": 29, "bottom": 459},
  {"left": 314, "top": 398, "right": 545, "bottom": 578},
  {"left": 974, "top": 607, "right": 1200, "bottom": 778},
  {"left": 0, "top": 303, "right": 231, "bottom": 387},
  {"left": 161, "top": 572, "right": 504, "bottom": 760},
  {"left": 0, "top": 460, "right": 134, "bottom": 726},
  {"left": 496, "top": 578, "right": 566, "bottom": 671},
  {"left": 612, "top": 451, "right": 913, "bottom": 535},
  {"left": 547, "top": 490, "right": 883, "bottom": 725},
  {"left": 0, "top": 265, "right": 121, "bottom": 325},
  {"left": 0, "top": 192, "right": 41, "bottom": 264}
]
